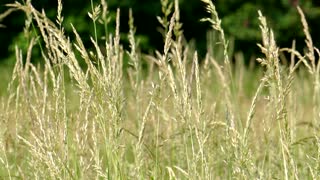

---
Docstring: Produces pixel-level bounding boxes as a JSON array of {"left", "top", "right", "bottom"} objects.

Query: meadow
[{"left": 0, "top": 0, "right": 320, "bottom": 179}]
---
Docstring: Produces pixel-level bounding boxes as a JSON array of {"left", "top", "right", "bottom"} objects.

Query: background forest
[{"left": 1, "top": 0, "right": 320, "bottom": 63}]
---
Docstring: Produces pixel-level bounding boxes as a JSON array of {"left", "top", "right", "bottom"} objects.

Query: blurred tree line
[{"left": 0, "top": 0, "right": 320, "bottom": 63}]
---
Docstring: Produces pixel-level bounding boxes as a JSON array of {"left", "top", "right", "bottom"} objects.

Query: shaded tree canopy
[{"left": 1, "top": 0, "right": 319, "bottom": 62}]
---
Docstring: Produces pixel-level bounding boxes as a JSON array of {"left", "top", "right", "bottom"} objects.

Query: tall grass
[{"left": 0, "top": 0, "right": 320, "bottom": 179}]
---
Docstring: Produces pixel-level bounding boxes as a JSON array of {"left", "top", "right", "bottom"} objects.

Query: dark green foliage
[{"left": 1, "top": 0, "right": 320, "bottom": 63}]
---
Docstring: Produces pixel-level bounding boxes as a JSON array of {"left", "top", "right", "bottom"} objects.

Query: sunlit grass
[{"left": 0, "top": 0, "right": 319, "bottom": 179}]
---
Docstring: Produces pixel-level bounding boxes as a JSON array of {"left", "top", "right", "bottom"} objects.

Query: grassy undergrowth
[{"left": 1, "top": 0, "right": 320, "bottom": 179}]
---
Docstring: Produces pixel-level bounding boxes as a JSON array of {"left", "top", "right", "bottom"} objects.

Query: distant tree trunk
[{"left": 289, "top": 0, "right": 299, "bottom": 6}]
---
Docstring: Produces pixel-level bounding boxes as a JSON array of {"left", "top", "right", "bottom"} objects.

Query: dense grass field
[{"left": 1, "top": 0, "right": 320, "bottom": 179}]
